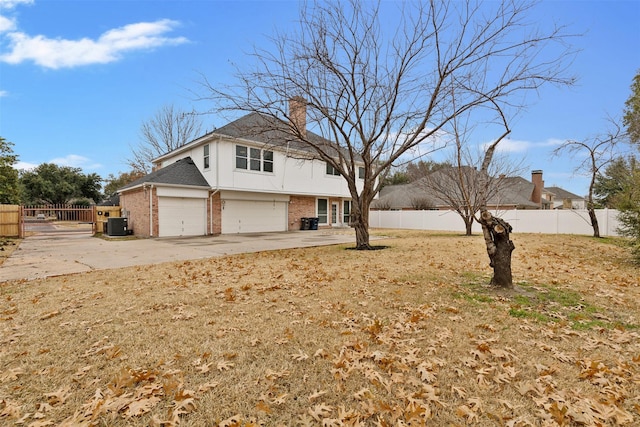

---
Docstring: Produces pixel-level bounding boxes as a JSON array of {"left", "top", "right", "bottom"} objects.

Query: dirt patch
[
  {"left": 0, "top": 238, "right": 19, "bottom": 265},
  {"left": 0, "top": 231, "right": 638, "bottom": 425}
]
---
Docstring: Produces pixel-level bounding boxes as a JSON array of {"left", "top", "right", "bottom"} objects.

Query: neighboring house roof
[
  {"left": 492, "top": 177, "right": 540, "bottom": 209},
  {"left": 119, "top": 157, "right": 209, "bottom": 192},
  {"left": 545, "top": 186, "right": 584, "bottom": 200},
  {"left": 98, "top": 194, "right": 120, "bottom": 206},
  {"left": 372, "top": 183, "right": 433, "bottom": 209},
  {"left": 373, "top": 168, "right": 544, "bottom": 210}
]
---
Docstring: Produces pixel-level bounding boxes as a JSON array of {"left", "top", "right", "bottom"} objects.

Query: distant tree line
[{"left": 0, "top": 138, "right": 141, "bottom": 205}]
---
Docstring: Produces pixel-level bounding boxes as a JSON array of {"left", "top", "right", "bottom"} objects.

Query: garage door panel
[
  {"left": 221, "top": 200, "right": 286, "bottom": 234},
  {"left": 158, "top": 197, "right": 206, "bottom": 237}
]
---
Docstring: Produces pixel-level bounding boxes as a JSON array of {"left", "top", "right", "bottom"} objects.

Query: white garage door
[
  {"left": 158, "top": 197, "right": 207, "bottom": 237},
  {"left": 222, "top": 200, "right": 287, "bottom": 234}
]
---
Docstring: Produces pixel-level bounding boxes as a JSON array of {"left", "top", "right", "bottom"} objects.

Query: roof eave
[
  {"left": 118, "top": 182, "right": 211, "bottom": 194},
  {"left": 152, "top": 132, "right": 220, "bottom": 164}
]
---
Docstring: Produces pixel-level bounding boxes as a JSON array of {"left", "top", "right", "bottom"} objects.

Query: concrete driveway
[{"left": 0, "top": 230, "right": 358, "bottom": 282}]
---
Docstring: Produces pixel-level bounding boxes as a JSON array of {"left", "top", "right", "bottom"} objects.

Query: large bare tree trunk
[
  {"left": 464, "top": 217, "right": 473, "bottom": 236},
  {"left": 479, "top": 210, "right": 515, "bottom": 288},
  {"left": 588, "top": 207, "right": 601, "bottom": 238},
  {"left": 352, "top": 199, "right": 372, "bottom": 250},
  {"left": 476, "top": 125, "right": 515, "bottom": 288},
  {"left": 353, "top": 221, "right": 371, "bottom": 250}
]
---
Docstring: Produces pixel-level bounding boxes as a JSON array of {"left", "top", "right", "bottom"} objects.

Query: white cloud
[
  {"left": 0, "top": 14, "right": 16, "bottom": 32},
  {"left": 0, "top": 0, "right": 33, "bottom": 9},
  {"left": 0, "top": 17, "right": 188, "bottom": 69},
  {"left": 0, "top": 89, "right": 8, "bottom": 97},
  {"left": 15, "top": 155, "right": 103, "bottom": 172},
  {"left": 13, "top": 154, "right": 102, "bottom": 173},
  {"left": 14, "top": 160, "right": 37, "bottom": 171},
  {"left": 481, "top": 137, "right": 564, "bottom": 154},
  {"left": 493, "top": 138, "right": 531, "bottom": 153},
  {"left": 49, "top": 154, "right": 102, "bottom": 170}
]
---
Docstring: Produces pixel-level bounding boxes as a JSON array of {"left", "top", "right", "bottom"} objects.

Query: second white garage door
[
  {"left": 221, "top": 200, "right": 287, "bottom": 234},
  {"left": 158, "top": 197, "right": 207, "bottom": 237}
]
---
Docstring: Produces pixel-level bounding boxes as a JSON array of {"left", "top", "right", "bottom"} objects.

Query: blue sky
[{"left": 1, "top": 0, "right": 638, "bottom": 197}]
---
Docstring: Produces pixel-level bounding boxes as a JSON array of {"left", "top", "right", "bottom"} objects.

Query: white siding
[{"left": 165, "top": 138, "right": 367, "bottom": 198}]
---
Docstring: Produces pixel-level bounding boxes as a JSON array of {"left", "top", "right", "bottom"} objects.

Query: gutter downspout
[
  {"left": 149, "top": 184, "right": 154, "bottom": 237},
  {"left": 209, "top": 137, "right": 221, "bottom": 235}
]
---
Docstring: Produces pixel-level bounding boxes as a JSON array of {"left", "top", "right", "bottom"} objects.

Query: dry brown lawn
[{"left": 1, "top": 230, "right": 638, "bottom": 426}]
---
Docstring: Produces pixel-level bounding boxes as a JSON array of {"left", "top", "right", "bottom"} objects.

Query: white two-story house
[{"left": 118, "top": 102, "right": 367, "bottom": 237}]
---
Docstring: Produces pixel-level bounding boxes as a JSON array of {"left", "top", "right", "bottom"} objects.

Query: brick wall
[
  {"left": 211, "top": 192, "right": 222, "bottom": 235},
  {"left": 288, "top": 195, "right": 316, "bottom": 230},
  {"left": 120, "top": 187, "right": 157, "bottom": 238}
]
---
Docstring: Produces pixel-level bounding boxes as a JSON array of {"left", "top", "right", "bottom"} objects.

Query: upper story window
[
  {"left": 203, "top": 144, "right": 210, "bottom": 169},
  {"left": 358, "top": 166, "right": 365, "bottom": 179},
  {"left": 236, "top": 145, "right": 273, "bottom": 173},
  {"left": 326, "top": 163, "right": 340, "bottom": 176}
]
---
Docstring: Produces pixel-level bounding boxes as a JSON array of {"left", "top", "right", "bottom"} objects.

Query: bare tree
[
  {"left": 202, "top": 0, "right": 575, "bottom": 249},
  {"left": 552, "top": 119, "right": 628, "bottom": 238},
  {"left": 128, "top": 104, "right": 203, "bottom": 174},
  {"left": 417, "top": 115, "right": 524, "bottom": 236},
  {"left": 411, "top": 197, "right": 434, "bottom": 211}
]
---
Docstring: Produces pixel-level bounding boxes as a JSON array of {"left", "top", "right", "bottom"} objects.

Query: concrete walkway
[{"left": 1, "top": 230, "right": 359, "bottom": 282}]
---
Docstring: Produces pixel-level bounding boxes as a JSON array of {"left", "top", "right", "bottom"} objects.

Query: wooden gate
[
  {"left": 0, "top": 205, "right": 21, "bottom": 237},
  {"left": 22, "top": 204, "right": 96, "bottom": 235}
]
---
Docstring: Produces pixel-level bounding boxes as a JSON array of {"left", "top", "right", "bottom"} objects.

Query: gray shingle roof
[
  {"left": 119, "top": 157, "right": 209, "bottom": 191},
  {"left": 545, "top": 186, "right": 584, "bottom": 200},
  {"left": 373, "top": 168, "right": 542, "bottom": 210},
  {"left": 153, "top": 111, "right": 362, "bottom": 166},
  {"left": 211, "top": 112, "right": 346, "bottom": 158}
]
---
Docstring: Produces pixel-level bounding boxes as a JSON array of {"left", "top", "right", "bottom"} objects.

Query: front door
[{"left": 331, "top": 202, "right": 339, "bottom": 226}]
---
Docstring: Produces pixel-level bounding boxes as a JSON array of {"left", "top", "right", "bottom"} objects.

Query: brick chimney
[
  {"left": 531, "top": 170, "right": 544, "bottom": 205},
  {"left": 289, "top": 96, "right": 307, "bottom": 138}
]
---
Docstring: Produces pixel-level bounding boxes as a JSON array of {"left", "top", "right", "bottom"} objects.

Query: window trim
[
  {"left": 235, "top": 144, "right": 274, "bottom": 173},
  {"left": 203, "top": 144, "right": 210, "bottom": 169},
  {"left": 326, "top": 162, "right": 340, "bottom": 176},
  {"left": 235, "top": 145, "right": 248, "bottom": 170},
  {"left": 317, "top": 198, "right": 328, "bottom": 224},
  {"left": 343, "top": 200, "right": 351, "bottom": 224}
]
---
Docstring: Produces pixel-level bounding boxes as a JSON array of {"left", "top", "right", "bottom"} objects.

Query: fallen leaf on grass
[
  {"left": 272, "top": 394, "right": 289, "bottom": 405},
  {"left": 217, "top": 360, "right": 234, "bottom": 371},
  {"left": 26, "top": 420, "right": 54, "bottom": 427},
  {"left": 195, "top": 362, "right": 213, "bottom": 374},
  {"left": 456, "top": 405, "right": 479, "bottom": 422},
  {"left": 1, "top": 367, "right": 25, "bottom": 382},
  {"left": 308, "top": 390, "right": 327, "bottom": 402},
  {"left": 308, "top": 403, "right": 333, "bottom": 421},
  {"left": 45, "top": 386, "right": 71, "bottom": 406},
  {"left": 125, "top": 396, "right": 161, "bottom": 417},
  {"left": 197, "top": 381, "right": 219, "bottom": 393},
  {"left": 256, "top": 400, "right": 271, "bottom": 414},
  {"left": 291, "top": 349, "right": 309, "bottom": 361},
  {"left": 39, "top": 311, "right": 60, "bottom": 320},
  {"left": 71, "top": 365, "right": 92, "bottom": 382},
  {"left": 0, "top": 399, "right": 22, "bottom": 418}
]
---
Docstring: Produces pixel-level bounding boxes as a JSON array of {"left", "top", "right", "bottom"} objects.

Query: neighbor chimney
[
  {"left": 289, "top": 96, "right": 307, "bottom": 138},
  {"left": 531, "top": 170, "right": 544, "bottom": 205}
]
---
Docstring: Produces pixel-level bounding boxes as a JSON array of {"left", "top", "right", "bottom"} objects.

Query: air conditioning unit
[{"left": 107, "top": 217, "right": 128, "bottom": 236}]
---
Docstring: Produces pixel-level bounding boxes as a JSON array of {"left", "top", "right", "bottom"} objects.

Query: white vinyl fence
[{"left": 369, "top": 209, "right": 622, "bottom": 236}]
